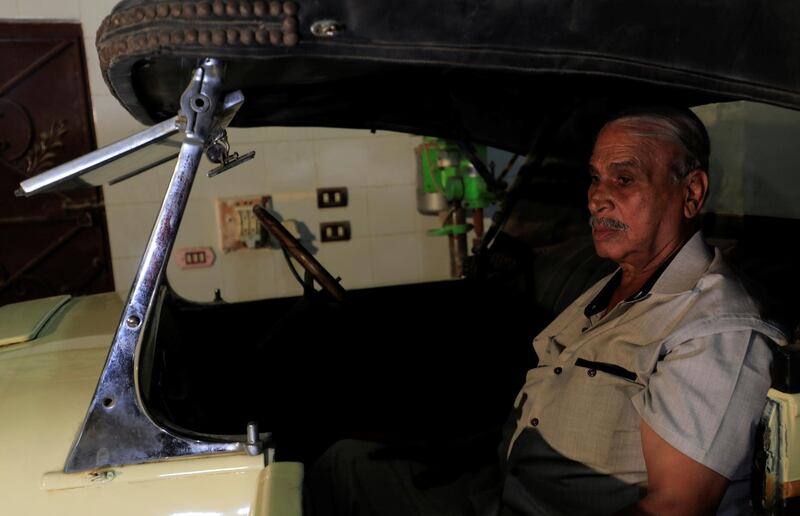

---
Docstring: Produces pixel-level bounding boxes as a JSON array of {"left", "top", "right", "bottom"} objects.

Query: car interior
[{"left": 136, "top": 104, "right": 800, "bottom": 500}]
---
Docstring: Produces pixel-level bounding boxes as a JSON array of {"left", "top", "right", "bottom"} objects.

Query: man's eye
[
  {"left": 589, "top": 174, "right": 599, "bottom": 184},
  {"left": 618, "top": 176, "right": 633, "bottom": 185}
]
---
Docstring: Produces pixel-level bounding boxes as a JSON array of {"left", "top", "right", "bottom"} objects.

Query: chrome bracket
[
  {"left": 64, "top": 58, "right": 249, "bottom": 473},
  {"left": 245, "top": 421, "right": 264, "bottom": 456},
  {"left": 206, "top": 130, "right": 256, "bottom": 178}
]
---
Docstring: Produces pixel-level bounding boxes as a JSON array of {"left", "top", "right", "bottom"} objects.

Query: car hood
[
  {"left": 99, "top": 0, "right": 800, "bottom": 152},
  {"left": 0, "top": 293, "right": 123, "bottom": 475}
]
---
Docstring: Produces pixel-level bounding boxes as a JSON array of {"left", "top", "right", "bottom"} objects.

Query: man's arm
[{"left": 617, "top": 420, "right": 729, "bottom": 516}]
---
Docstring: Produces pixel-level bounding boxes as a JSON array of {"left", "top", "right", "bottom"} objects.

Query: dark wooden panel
[{"left": 0, "top": 21, "right": 114, "bottom": 305}]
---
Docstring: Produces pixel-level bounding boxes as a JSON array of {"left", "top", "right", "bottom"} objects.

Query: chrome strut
[{"left": 65, "top": 58, "right": 252, "bottom": 472}]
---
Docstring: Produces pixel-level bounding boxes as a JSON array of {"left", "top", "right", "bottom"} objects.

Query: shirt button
[
  {"left": 587, "top": 368, "right": 597, "bottom": 377},
  {"left": 554, "top": 367, "right": 562, "bottom": 375},
  {"left": 530, "top": 417, "right": 539, "bottom": 427}
]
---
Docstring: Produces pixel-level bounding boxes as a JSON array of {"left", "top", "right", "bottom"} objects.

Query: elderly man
[{"left": 305, "top": 107, "right": 785, "bottom": 515}]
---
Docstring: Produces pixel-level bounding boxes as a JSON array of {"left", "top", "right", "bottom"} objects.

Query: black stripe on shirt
[{"left": 575, "top": 358, "right": 637, "bottom": 381}]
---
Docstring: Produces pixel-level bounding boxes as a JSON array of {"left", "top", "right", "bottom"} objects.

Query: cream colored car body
[{"left": 0, "top": 293, "right": 302, "bottom": 516}]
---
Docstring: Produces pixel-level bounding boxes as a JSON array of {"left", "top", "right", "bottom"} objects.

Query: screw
[
  {"left": 89, "top": 470, "right": 116, "bottom": 483},
  {"left": 126, "top": 315, "right": 141, "bottom": 328},
  {"left": 206, "top": 142, "right": 227, "bottom": 164}
]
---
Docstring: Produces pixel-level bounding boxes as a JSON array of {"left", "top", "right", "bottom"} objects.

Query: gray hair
[{"left": 604, "top": 106, "right": 710, "bottom": 183}]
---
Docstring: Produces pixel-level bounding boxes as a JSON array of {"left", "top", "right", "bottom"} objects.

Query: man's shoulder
[
  {"left": 696, "top": 248, "right": 760, "bottom": 313},
  {"left": 662, "top": 249, "right": 788, "bottom": 346}
]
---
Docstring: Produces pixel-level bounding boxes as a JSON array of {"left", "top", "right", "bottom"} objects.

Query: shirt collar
[
  {"left": 650, "top": 230, "right": 714, "bottom": 294},
  {"left": 583, "top": 230, "right": 712, "bottom": 317}
]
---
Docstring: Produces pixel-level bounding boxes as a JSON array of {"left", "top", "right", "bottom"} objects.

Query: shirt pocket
[{"left": 560, "top": 358, "right": 644, "bottom": 468}]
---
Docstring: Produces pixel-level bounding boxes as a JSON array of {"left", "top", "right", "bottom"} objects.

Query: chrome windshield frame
[{"left": 18, "top": 57, "right": 254, "bottom": 473}]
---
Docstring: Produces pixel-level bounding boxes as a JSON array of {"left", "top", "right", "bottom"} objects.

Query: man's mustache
[{"left": 589, "top": 216, "right": 630, "bottom": 231}]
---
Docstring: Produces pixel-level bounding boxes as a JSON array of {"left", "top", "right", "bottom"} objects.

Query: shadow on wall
[{"left": 267, "top": 208, "right": 319, "bottom": 255}]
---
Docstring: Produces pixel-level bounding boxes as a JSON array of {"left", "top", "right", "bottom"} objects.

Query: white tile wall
[
  {"left": 229, "top": 126, "right": 311, "bottom": 144},
  {"left": 83, "top": 36, "right": 106, "bottom": 98},
  {"left": 174, "top": 199, "right": 219, "bottom": 249},
  {"left": 315, "top": 238, "right": 374, "bottom": 289},
  {"left": 367, "top": 184, "right": 418, "bottom": 235},
  {"left": 0, "top": 0, "right": 19, "bottom": 16},
  {"left": 17, "top": 0, "right": 80, "bottom": 19},
  {"left": 366, "top": 136, "right": 419, "bottom": 187},
  {"left": 92, "top": 95, "right": 146, "bottom": 146},
  {"left": 314, "top": 138, "right": 370, "bottom": 188},
  {"left": 370, "top": 234, "right": 423, "bottom": 286},
  {"left": 77, "top": 0, "right": 117, "bottom": 36},
  {"left": 111, "top": 256, "right": 140, "bottom": 297},
  {"left": 4, "top": 2, "right": 455, "bottom": 302},
  {"left": 420, "top": 235, "right": 452, "bottom": 280},
  {"left": 104, "top": 202, "right": 160, "bottom": 259},
  {"left": 263, "top": 140, "right": 317, "bottom": 192},
  {"left": 103, "top": 161, "right": 173, "bottom": 205},
  {"left": 220, "top": 248, "right": 279, "bottom": 302}
]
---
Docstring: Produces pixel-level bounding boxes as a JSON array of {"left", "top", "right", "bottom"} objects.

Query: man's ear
[{"left": 683, "top": 169, "right": 709, "bottom": 219}]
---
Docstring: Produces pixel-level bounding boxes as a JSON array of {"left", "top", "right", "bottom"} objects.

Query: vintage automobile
[{"left": 2, "top": 0, "right": 800, "bottom": 514}]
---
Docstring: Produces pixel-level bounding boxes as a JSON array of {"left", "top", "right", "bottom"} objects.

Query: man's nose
[{"left": 588, "top": 183, "right": 612, "bottom": 214}]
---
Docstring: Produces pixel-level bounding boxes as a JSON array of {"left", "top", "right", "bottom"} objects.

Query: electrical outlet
[
  {"left": 317, "top": 187, "right": 348, "bottom": 208},
  {"left": 320, "top": 221, "right": 351, "bottom": 242}
]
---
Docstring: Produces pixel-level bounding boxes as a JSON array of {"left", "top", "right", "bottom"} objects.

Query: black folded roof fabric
[{"left": 97, "top": 0, "right": 800, "bottom": 153}]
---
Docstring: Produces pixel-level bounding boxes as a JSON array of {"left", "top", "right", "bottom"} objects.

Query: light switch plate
[{"left": 216, "top": 195, "right": 271, "bottom": 252}]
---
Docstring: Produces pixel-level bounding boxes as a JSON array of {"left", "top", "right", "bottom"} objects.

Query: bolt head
[{"left": 311, "top": 20, "right": 344, "bottom": 38}]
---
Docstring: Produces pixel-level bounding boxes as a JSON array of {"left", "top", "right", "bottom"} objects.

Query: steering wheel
[{"left": 253, "top": 206, "right": 347, "bottom": 302}]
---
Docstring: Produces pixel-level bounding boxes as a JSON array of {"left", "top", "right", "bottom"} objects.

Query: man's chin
[{"left": 591, "top": 231, "right": 623, "bottom": 259}]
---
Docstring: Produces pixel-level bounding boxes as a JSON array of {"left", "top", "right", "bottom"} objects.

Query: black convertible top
[{"left": 99, "top": 0, "right": 800, "bottom": 152}]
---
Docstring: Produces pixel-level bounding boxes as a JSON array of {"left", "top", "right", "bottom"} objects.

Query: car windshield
[
  {"left": 101, "top": 128, "right": 521, "bottom": 302},
  {"left": 104, "top": 99, "right": 800, "bottom": 304}
]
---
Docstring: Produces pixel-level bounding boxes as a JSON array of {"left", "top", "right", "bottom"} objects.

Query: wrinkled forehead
[
  {"left": 592, "top": 120, "right": 679, "bottom": 160},
  {"left": 602, "top": 117, "right": 683, "bottom": 143},
  {"left": 591, "top": 119, "right": 681, "bottom": 164}
]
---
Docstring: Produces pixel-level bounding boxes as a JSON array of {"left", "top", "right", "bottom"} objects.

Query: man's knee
[
  {"left": 305, "top": 439, "right": 383, "bottom": 516},
  {"left": 311, "top": 439, "right": 379, "bottom": 479}
]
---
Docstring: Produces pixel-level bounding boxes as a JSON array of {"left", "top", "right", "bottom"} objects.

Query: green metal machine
[{"left": 415, "top": 137, "right": 496, "bottom": 276}]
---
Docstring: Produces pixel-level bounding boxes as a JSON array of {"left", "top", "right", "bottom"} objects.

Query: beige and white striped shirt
[{"left": 500, "top": 231, "right": 786, "bottom": 515}]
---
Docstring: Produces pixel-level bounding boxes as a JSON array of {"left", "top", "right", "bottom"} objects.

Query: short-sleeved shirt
[{"left": 499, "top": 231, "right": 786, "bottom": 516}]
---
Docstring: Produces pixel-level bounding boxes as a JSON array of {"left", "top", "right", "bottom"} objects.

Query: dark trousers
[{"left": 304, "top": 439, "right": 504, "bottom": 516}]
